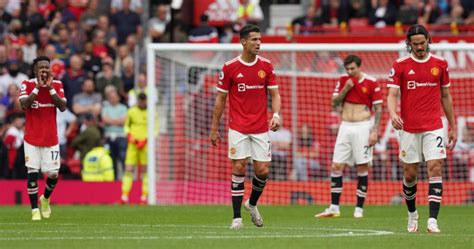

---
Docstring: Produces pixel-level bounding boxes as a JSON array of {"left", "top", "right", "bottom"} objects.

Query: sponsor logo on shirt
[
  {"left": 258, "top": 70, "right": 266, "bottom": 79},
  {"left": 431, "top": 67, "right": 439, "bottom": 76},
  {"left": 237, "top": 83, "right": 265, "bottom": 92},
  {"left": 230, "top": 147, "right": 236, "bottom": 155},
  {"left": 407, "top": 81, "right": 438, "bottom": 89}
]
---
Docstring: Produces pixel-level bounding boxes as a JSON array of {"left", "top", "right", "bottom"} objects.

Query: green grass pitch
[{"left": 0, "top": 205, "right": 472, "bottom": 249}]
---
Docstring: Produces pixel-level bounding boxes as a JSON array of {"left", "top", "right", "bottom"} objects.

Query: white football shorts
[
  {"left": 228, "top": 128, "right": 271, "bottom": 162},
  {"left": 399, "top": 128, "right": 446, "bottom": 163},
  {"left": 332, "top": 120, "right": 373, "bottom": 166},
  {"left": 24, "top": 141, "right": 61, "bottom": 172}
]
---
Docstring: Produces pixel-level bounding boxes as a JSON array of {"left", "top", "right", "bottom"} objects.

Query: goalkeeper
[{"left": 121, "top": 92, "right": 148, "bottom": 204}]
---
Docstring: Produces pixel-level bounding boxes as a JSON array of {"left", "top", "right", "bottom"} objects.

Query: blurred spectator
[
  {"left": 38, "top": 0, "right": 56, "bottom": 20},
  {"left": 0, "top": 60, "right": 28, "bottom": 98},
  {"left": 67, "top": 19, "right": 87, "bottom": 53},
  {"left": 147, "top": 4, "right": 169, "bottom": 43},
  {"left": 269, "top": 125, "right": 292, "bottom": 181},
  {"left": 1, "top": 84, "right": 21, "bottom": 114},
  {"left": 56, "top": 107, "right": 77, "bottom": 160},
  {"left": 436, "top": 1, "right": 465, "bottom": 25},
  {"left": 110, "top": 0, "right": 142, "bottom": 45},
  {"left": 369, "top": 0, "right": 398, "bottom": 28},
  {"left": 0, "top": 122, "right": 8, "bottom": 178},
  {"left": 95, "top": 60, "right": 125, "bottom": 100},
  {"left": 102, "top": 85, "right": 127, "bottom": 180},
  {"left": 220, "top": 24, "right": 234, "bottom": 43},
  {"left": 5, "top": 0, "right": 20, "bottom": 18},
  {"left": 5, "top": 19, "right": 25, "bottom": 46},
  {"left": 82, "top": 41, "right": 102, "bottom": 78},
  {"left": 66, "top": 0, "right": 88, "bottom": 22},
  {"left": 111, "top": 0, "right": 143, "bottom": 14},
  {"left": 128, "top": 72, "right": 146, "bottom": 107},
  {"left": 0, "top": 45, "right": 7, "bottom": 75},
  {"left": 397, "top": 0, "right": 419, "bottom": 25},
  {"left": 0, "top": 1, "right": 13, "bottom": 25},
  {"left": 292, "top": 123, "right": 321, "bottom": 181},
  {"left": 20, "top": 0, "right": 46, "bottom": 35},
  {"left": 466, "top": 11, "right": 474, "bottom": 25},
  {"left": 37, "top": 27, "right": 51, "bottom": 52},
  {"left": 80, "top": 0, "right": 99, "bottom": 34},
  {"left": 3, "top": 113, "right": 24, "bottom": 177},
  {"left": 92, "top": 29, "right": 114, "bottom": 59},
  {"left": 53, "top": 25, "right": 77, "bottom": 66},
  {"left": 312, "top": 51, "right": 344, "bottom": 73},
  {"left": 349, "top": 0, "right": 370, "bottom": 19},
  {"left": 15, "top": 48, "right": 32, "bottom": 77},
  {"left": 62, "top": 54, "right": 87, "bottom": 110},
  {"left": 160, "top": 15, "right": 188, "bottom": 43},
  {"left": 72, "top": 78, "right": 102, "bottom": 119},
  {"left": 96, "top": 15, "right": 117, "bottom": 49},
  {"left": 418, "top": 0, "right": 442, "bottom": 25},
  {"left": 121, "top": 57, "right": 135, "bottom": 93},
  {"left": 188, "top": 14, "right": 218, "bottom": 43},
  {"left": 233, "top": 0, "right": 264, "bottom": 30},
  {"left": 21, "top": 32, "right": 37, "bottom": 65},
  {"left": 81, "top": 138, "right": 115, "bottom": 182},
  {"left": 72, "top": 112, "right": 101, "bottom": 163},
  {"left": 114, "top": 45, "right": 132, "bottom": 77},
  {"left": 292, "top": 5, "right": 323, "bottom": 34},
  {"left": 44, "top": 44, "right": 66, "bottom": 79},
  {"left": 321, "top": 0, "right": 350, "bottom": 26}
]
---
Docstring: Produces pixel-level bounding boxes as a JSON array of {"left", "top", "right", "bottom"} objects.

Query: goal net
[{"left": 146, "top": 43, "right": 474, "bottom": 205}]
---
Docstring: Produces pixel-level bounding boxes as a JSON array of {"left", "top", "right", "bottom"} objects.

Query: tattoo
[
  {"left": 372, "top": 104, "right": 382, "bottom": 131},
  {"left": 50, "top": 92, "right": 66, "bottom": 111}
]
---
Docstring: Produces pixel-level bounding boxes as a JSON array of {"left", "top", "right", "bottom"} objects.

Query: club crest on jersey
[
  {"left": 258, "top": 70, "right": 266, "bottom": 79},
  {"left": 362, "top": 87, "right": 368, "bottom": 94},
  {"left": 431, "top": 67, "right": 439, "bottom": 76},
  {"left": 25, "top": 156, "right": 29, "bottom": 162},
  {"left": 230, "top": 147, "right": 236, "bottom": 155},
  {"left": 401, "top": 150, "right": 406, "bottom": 157}
]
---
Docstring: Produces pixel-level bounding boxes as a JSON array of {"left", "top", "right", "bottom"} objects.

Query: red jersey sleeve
[
  {"left": 266, "top": 63, "right": 278, "bottom": 89},
  {"left": 441, "top": 60, "right": 450, "bottom": 88},
  {"left": 19, "top": 80, "right": 32, "bottom": 101},
  {"left": 371, "top": 80, "right": 383, "bottom": 105},
  {"left": 333, "top": 76, "right": 346, "bottom": 96},
  {"left": 217, "top": 64, "right": 230, "bottom": 93},
  {"left": 53, "top": 80, "right": 67, "bottom": 102},
  {"left": 387, "top": 61, "right": 401, "bottom": 89}
]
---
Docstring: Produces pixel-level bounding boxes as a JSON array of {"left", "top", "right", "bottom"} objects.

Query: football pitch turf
[{"left": 0, "top": 205, "right": 472, "bottom": 249}]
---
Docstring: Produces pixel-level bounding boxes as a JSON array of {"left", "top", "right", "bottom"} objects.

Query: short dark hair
[
  {"left": 32, "top": 55, "right": 50, "bottom": 70},
  {"left": 343, "top": 55, "right": 362, "bottom": 67},
  {"left": 405, "top": 24, "right": 431, "bottom": 52},
  {"left": 200, "top": 14, "right": 209, "bottom": 23},
  {"left": 240, "top": 24, "right": 260, "bottom": 39}
]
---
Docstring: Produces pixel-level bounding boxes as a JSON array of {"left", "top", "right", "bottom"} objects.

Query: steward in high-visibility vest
[{"left": 82, "top": 147, "right": 114, "bottom": 182}]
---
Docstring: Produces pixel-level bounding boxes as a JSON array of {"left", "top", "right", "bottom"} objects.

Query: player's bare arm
[
  {"left": 45, "top": 74, "right": 67, "bottom": 112},
  {"left": 210, "top": 91, "right": 227, "bottom": 147},
  {"left": 387, "top": 87, "right": 403, "bottom": 130},
  {"left": 369, "top": 103, "right": 382, "bottom": 146},
  {"left": 440, "top": 87, "right": 457, "bottom": 149},
  {"left": 269, "top": 88, "right": 281, "bottom": 131},
  {"left": 331, "top": 78, "right": 354, "bottom": 109},
  {"left": 20, "top": 82, "right": 40, "bottom": 110}
]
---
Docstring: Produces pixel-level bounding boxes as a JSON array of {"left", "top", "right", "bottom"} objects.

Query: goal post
[{"left": 147, "top": 42, "right": 474, "bottom": 205}]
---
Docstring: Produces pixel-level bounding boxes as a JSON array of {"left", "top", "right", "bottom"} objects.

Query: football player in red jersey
[
  {"left": 210, "top": 24, "right": 281, "bottom": 229},
  {"left": 387, "top": 24, "right": 457, "bottom": 233},
  {"left": 19, "top": 56, "right": 67, "bottom": 221},
  {"left": 315, "top": 55, "right": 382, "bottom": 219}
]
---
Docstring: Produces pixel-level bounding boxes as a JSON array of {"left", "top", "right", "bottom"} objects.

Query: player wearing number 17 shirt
[
  {"left": 210, "top": 24, "right": 281, "bottom": 229},
  {"left": 19, "top": 56, "right": 67, "bottom": 221},
  {"left": 387, "top": 25, "right": 457, "bottom": 233}
]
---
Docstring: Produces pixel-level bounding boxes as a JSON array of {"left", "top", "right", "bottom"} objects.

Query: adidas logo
[
  {"left": 237, "top": 73, "right": 244, "bottom": 78},
  {"left": 408, "top": 69, "right": 415, "bottom": 75}
]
